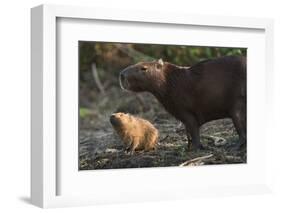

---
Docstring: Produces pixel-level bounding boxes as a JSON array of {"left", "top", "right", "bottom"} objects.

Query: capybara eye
[{"left": 156, "top": 64, "right": 161, "bottom": 70}]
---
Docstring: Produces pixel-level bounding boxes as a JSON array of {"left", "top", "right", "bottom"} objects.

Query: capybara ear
[
  {"left": 155, "top": 58, "right": 164, "bottom": 71},
  {"left": 158, "top": 58, "right": 164, "bottom": 66}
]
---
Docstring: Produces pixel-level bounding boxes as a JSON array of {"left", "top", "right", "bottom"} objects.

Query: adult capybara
[
  {"left": 119, "top": 56, "right": 246, "bottom": 151},
  {"left": 110, "top": 112, "right": 159, "bottom": 153}
]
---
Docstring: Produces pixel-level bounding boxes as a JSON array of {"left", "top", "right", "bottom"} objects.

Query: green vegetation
[{"left": 80, "top": 107, "right": 92, "bottom": 118}]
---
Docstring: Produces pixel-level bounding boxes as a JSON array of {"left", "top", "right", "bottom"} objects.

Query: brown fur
[
  {"left": 110, "top": 113, "right": 158, "bottom": 152},
  {"left": 119, "top": 56, "right": 246, "bottom": 151}
]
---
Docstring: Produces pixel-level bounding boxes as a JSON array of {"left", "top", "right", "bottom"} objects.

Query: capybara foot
[
  {"left": 125, "top": 149, "right": 135, "bottom": 155},
  {"left": 231, "top": 142, "right": 246, "bottom": 151},
  {"left": 239, "top": 142, "right": 246, "bottom": 151},
  {"left": 188, "top": 144, "right": 205, "bottom": 152}
]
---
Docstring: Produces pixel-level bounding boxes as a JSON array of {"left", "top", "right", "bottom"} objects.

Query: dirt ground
[{"left": 79, "top": 87, "right": 246, "bottom": 170}]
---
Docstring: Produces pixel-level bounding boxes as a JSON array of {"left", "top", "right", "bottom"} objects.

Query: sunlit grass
[{"left": 80, "top": 107, "right": 91, "bottom": 118}]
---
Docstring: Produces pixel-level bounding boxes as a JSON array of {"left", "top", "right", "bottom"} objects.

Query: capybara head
[
  {"left": 119, "top": 59, "right": 166, "bottom": 92},
  {"left": 109, "top": 112, "right": 132, "bottom": 129}
]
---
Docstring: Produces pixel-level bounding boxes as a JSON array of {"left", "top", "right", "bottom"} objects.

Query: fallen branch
[
  {"left": 159, "top": 135, "right": 169, "bottom": 143},
  {"left": 179, "top": 154, "right": 214, "bottom": 167},
  {"left": 91, "top": 63, "right": 105, "bottom": 94}
]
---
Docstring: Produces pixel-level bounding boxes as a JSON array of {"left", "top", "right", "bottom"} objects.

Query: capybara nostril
[{"left": 109, "top": 114, "right": 116, "bottom": 124}]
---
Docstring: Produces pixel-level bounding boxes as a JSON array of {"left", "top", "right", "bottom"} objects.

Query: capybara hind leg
[
  {"left": 231, "top": 106, "right": 246, "bottom": 150},
  {"left": 145, "top": 134, "right": 158, "bottom": 151}
]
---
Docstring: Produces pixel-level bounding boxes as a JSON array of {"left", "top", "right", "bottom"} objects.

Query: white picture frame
[{"left": 31, "top": 4, "right": 274, "bottom": 208}]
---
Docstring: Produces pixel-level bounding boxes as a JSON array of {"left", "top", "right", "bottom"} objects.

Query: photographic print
[{"left": 79, "top": 42, "right": 246, "bottom": 170}]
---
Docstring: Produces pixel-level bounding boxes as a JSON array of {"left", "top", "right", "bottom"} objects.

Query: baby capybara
[
  {"left": 110, "top": 112, "right": 158, "bottom": 153},
  {"left": 119, "top": 56, "right": 246, "bottom": 151}
]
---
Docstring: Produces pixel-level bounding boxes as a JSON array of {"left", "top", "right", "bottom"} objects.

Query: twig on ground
[
  {"left": 80, "top": 138, "right": 91, "bottom": 144},
  {"left": 179, "top": 154, "right": 214, "bottom": 167},
  {"left": 159, "top": 135, "right": 169, "bottom": 142},
  {"left": 95, "top": 132, "right": 113, "bottom": 138},
  {"left": 91, "top": 63, "right": 105, "bottom": 94}
]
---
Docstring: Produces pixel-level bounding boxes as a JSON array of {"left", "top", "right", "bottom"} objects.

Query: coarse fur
[
  {"left": 110, "top": 112, "right": 159, "bottom": 153},
  {"left": 119, "top": 56, "right": 246, "bottom": 151}
]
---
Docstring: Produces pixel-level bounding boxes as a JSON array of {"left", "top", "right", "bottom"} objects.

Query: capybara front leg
[
  {"left": 127, "top": 137, "right": 139, "bottom": 155},
  {"left": 184, "top": 115, "right": 201, "bottom": 151}
]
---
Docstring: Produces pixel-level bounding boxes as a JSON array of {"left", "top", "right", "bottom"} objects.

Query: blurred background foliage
[{"left": 79, "top": 42, "right": 246, "bottom": 110}]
